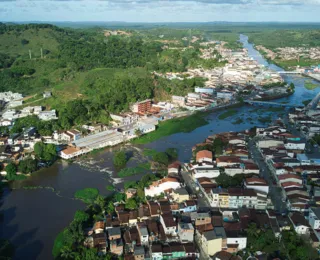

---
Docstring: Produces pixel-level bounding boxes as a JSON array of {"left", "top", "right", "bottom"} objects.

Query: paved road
[
  {"left": 181, "top": 167, "right": 210, "bottom": 208},
  {"left": 248, "top": 138, "right": 287, "bottom": 213}
]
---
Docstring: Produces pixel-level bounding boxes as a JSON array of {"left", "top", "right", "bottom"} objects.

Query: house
[
  {"left": 137, "top": 224, "right": 149, "bottom": 245},
  {"left": 284, "top": 140, "right": 306, "bottom": 151},
  {"left": 278, "top": 174, "right": 302, "bottom": 185},
  {"left": 192, "top": 167, "right": 220, "bottom": 179},
  {"left": 196, "top": 150, "right": 213, "bottom": 163},
  {"left": 108, "top": 227, "right": 121, "bottom": 240},
  {"left": 66, "top": 129, "right": 81, "bottom": 141},
  {"left": 124, "top": 226, "right": 141, "bottom": 253},
  {"left": 244, "top": 177, "right": 269, "bottom": 194},
  {"left": 43, "top": 91, "right": 52, "bottom": 98},
  {"left": 168, "top": 161, "right": 181, "bottom": 174},
  {"left": 92, "top": 233, "right": 107, "bottom": 254},
  {"left": 169, "top": 242, "right": 186, "bottom": 258},
  {"left": 151, "top": 244, "right": 163, "bottom": 260},
  {"left": 147, "top": 201, "right": 160, "bottom": 217},
  {"left": 226, "top": 231, "right": 247, "bottom": 252},
  {"left": 216, "top": 156, "right": 242, "bottom": 167},
  {"left": 257, "top": 139, "right": 284, "bottom": 148},
  {"left": 144, "top": 177, "right": 181, "bottom": 197},
  {"left": 201, "top": 227, "right": 227, "bottom": 256},
  {"left": 214, "top": 251, "right": 241, "bottom": 260},
  {"left": 182, "top": 200, "right": 197, "bottom": 213},
  {"left": 110, "top": 238, "right": 123, "bottom": 255},
  {"left": 289, "top": 212, "right": 310, "bottom": 235},
  {"left": 133, "top": 246, "right": 145, "bottom": 260},
  {"left": 126, "top": 188, "right": 137, "bottom": 199},
  {"left": 59, "top": 146, "right": 86, "bottom": 160},
  {"left": 93, "top": 221, "right": 105, "bottom": 234},
  {"left": 160, "top": 212, "right": 177, "bottom": 236},
  {"left": 171, "top": 188, "right": 189, "bottom": 203},
  {"left": 178, "top": 222, "right": 194, "bottom": 243},
  {"left": 172, "top": 96, "right": 186, "bottom": 107},
  {"left": 193, "top": 212, "right": 211, "bottom": 226},
  {"left": 38, "top": 110, "right": 58, "bottom": 121},
  {"left": 183, "top": 243, "right": 199, "bottom": 258},
  {"left": 309, "top": 207, "right": 320, "bottom": 230}
]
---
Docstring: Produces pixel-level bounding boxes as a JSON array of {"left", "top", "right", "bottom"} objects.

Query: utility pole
[
  {"left": 40, "top": 48, "right": 43, "bottom": 59},
  {"left": 29, "top": 49, "right": 32, "bottom": 60}
]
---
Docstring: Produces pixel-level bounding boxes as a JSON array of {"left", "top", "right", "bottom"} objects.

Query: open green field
[{"left": 132, "top": 113, "right": 208, "bottom": 144}]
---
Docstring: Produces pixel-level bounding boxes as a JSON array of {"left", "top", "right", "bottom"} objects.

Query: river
[{"left": 1, "top": 35, "right": 320, "bottom": 260}]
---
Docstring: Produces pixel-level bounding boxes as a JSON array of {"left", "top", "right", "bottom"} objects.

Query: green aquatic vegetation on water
[
  {"left": 117, "top": 163, "right": 151, "bottom": 178},
  {"left": 218, "top": 109, "right": 238, "bottom": 120},
  {"left": 132, "top": 113, "right": 208, "bottom": 144}
]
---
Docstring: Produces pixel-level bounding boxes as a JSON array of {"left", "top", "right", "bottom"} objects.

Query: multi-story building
[{"left": 131, "top": 99, "right": 152, "bottom": 114}]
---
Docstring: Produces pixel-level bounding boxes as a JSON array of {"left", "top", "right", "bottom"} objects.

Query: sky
[{"left": 1, "top": 0, "right": 320, "bottom": 23}]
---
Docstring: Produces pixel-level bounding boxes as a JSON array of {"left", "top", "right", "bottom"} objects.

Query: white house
[
  {"left": 289, "top": 213, "right": 310, "bottom": 235},
  {"left": 284, "top": 141, "right": 306, "bottom": 151},
  {"left": 178, "top": 222, "right": 194, "bottom": 243},
  {"left": 244, "top": 177, "right": 269, "bottom": 194},
  {"left": 193, "top": 167, "right": 220, "bottom": 179},
  {"left": 309, "top": 207, "right": 320, "bottom": 230},
  {"left": 59, "top": 146, "right": 88, "bottom": 159},
  {"left": 257, "top": 139, "right": 284, "bottom": 149},
  {"left": 144, "top": 177, "right": 181, "bottom": 197},
  {"left": 38, "top": 110, "right": 58, "bottom": 121},
  {"left": 226, "top": 236, "right": 247, "bottom": 251}
]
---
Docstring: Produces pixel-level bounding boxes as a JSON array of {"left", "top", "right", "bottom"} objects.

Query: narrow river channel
[{"left": 1, "top": 35, "right": 320, "bottom": 260}]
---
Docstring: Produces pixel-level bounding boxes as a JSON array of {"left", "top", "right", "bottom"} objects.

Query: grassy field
[
  {"left": 218, "top": 109, "right": 238, "bottom": 120},
  {"left": 0, "top": 28, "right": 60, "bottom": 58},
  {"left": 132, "top": 113, "right": 208, "bottom": 144}
]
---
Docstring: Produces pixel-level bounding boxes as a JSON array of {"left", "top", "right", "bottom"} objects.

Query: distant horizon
[{"left": 2, "top": 0, "right": 320, "bottom": 23}]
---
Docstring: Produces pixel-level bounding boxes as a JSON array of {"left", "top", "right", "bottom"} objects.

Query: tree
[
  {"left": 74, "top": 210, "right": 89, "bottom": 224},
  {"left": 106, "top": 201, "right": 115, "bottom": 215},
  {"left": 114, "top": 192, "right": 125, "bottom": 203},
  {"left": 134, "top": 129, "right": 142, "bottom": 137},
  {"left": 94, "top": 195, "right": 105, "bottom": 213},
  {"left": 21, "top": 39, "right": 29, "bottom": 45},
  {"left": 34, "top": 142, "right": 57, "bottom": 162},
  {"left": 165, "top": 148, "right": 178, "bottom": 161},
  {"left": 18, "top": 158, "right": 38, "bottom": 174},
  {"left": 125, "top": 198, "right": 138, "bottom": 210},
  {"left": 5, "top": 163, "right": 17, "bottom": 180},
  {"left": 153, "top": 152, "right": 169, "bottom": 165},
  {"left": 60, "top": 246, "right": 75, "bottom": 260},
  {"left": 113, "top": 151, "right": 127, "bottom": 168}
]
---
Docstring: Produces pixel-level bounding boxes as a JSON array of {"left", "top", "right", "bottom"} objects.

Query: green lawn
[
  {"left": 218, "top": 109, "right": 238, "bottom": 120},
  {"left": 132, "top": 113, "right": 208, "bottom": 144}
]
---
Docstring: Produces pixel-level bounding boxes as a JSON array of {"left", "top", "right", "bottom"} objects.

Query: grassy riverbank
[
  {"left": 218, "top": 109, "right": 238, "bottom": 120},
  {"left": 132, "top": 113, "right": 208, "bottom": 145}
]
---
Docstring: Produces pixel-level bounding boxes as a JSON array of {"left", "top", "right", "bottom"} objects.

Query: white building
[
  {"left": 172, "top": 96, "right": 185, "bottom": 106},
  {"left": 226, "top": 236, "right": 247, "bottom": 251},
  {"left": 309, "top": 207, "right": 320, "bottom": 230},
  {"left": 284, "top": 141, "right": 306, "bottom": 151},
  {"left": 38, "top": 110, "right": 58, "bottom": 121},
  {"left": 192, "top": 168, "right": 220, "bottom": 179},
  {"left": 160, "top": 213, "right": 177, "bottom": 236},
  {"left": 144, "top": 177, "right": 181, "bottom": 197},
  {"left": 244, "top": 177, "right": 269, "bottom": 194}
]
